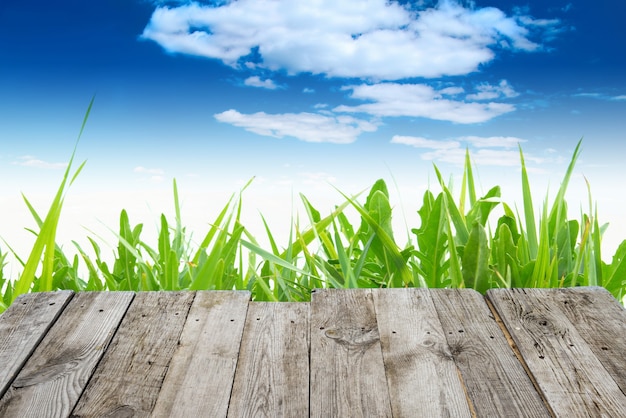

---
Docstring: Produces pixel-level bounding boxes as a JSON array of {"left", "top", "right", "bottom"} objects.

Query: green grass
[{"left": 1, "top": 104, "right": 625, "bottom": 312}]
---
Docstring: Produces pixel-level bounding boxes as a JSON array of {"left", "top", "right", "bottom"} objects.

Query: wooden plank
[
  {"left": 227, "top": 302, "right": 309, "bottom": 418},
  {"left": 0, "top": 291, "right": 134, "bottom": 418},
  {"left": 372, "top": 288, "right": 472, "bottom": 417},
  {"left": 310, "top": 289, "right": 392, "bottom": 418},
  {"left": 431, "top": 289, "right": 551, "bottom": 417},
  {"left": 487, "top": 288, "right": 626, "bottom": 417},
  {"left": 548, "top": 287, "right": 626, "bottom": 393},
  {"left": 151, "top": 291, "right": 251, "bottom": 418},
  {"left": 0, "top": 291, "right": 73, "bottom": 399},
  {"left": 70, "top": 291, "right": 195, "bottom": 418}
]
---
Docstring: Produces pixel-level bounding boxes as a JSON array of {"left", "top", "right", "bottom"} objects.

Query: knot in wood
[{"left": 324, "top": 326, "right": 380, "bottom": 349}]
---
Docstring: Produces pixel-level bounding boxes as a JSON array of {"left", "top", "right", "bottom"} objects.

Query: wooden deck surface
[{"left": 0, "top": 287, "right": 624, "bottom": 417}]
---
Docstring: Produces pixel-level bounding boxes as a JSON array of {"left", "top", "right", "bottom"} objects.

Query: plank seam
[
  {"left": 370, "top": 289, "right": 395, "bottom": 417},
  {"left": 484, "top": 295, "right": 557, "bottom": 418},
  {"left": 68, "top": 291, "right": 138, "bottom": 417},
  {"left": 224, "top": 292, "right": 253, "bottom": 418},
  {"left": 149, "top": 290, "right": 199, "bottom": 415},
  {"left": 0, "top": 291, "right": 76, "bottom": 400},
  {"left": 429, "top": 291, "right": 478, "bottom": 418}
]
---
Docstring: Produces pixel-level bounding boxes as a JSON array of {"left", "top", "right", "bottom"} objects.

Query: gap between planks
[{"left": 484, "top": 295, "right": 557, "bottom": 418}]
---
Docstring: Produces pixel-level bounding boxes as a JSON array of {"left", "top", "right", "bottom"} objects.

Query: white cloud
[
  {"left": 439, "top": 86, "right": 465, "bottom": 96},
  {"left": 214, "top": 109, "right": 378, "bottom": 144},
  {"left": 421, "top": 148, "right": 526, "bottom": 166},
  {"left": 573, "top": 92, "right": 601, "bottom": 98},
  {"left": 391, "top": 135, "right": 531, "bottom": 166},
  {"left": 13, "top": 156, "right": 67, "bottom": 169},
  {"left": 133, "top": 166, "right": 166, "bottom": 182},
  {"left": 391, "top": 136, "right": 460, "bottom": 150},
  {"left": 465, "top": 80, "right": 519, "bottom": 100},
  {"left": 460, "top": 135, "right": 525, "bottom": 148},
  {"left": 573, "top": 92, "right": 626, "bottom": 101},
  {"left": 142, "top": 0, "right": 558, "bottom": 80},
  {"left": 335, "top": 83, "right": 515, "bottom": 123},
  {"left": 134, "top": 166, "right": 165, "bottom": 175},
  {"left": 303, "top": 88, "right": 315, "bottom": 94},
  {"left": 244, "top": 76, "right": 279, "bottom": 89}
]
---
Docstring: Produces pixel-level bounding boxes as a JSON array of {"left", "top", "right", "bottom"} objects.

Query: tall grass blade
[
  {"left": 12, "top": 97, "right": 93, "bottom": 301},
  {"left": 519, "top": 144, "right": 538, "bottom": 259}
]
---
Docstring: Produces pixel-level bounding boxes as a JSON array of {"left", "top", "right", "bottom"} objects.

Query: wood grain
[
  {"left": 0, "top": 291, "right": 73, "bottom": 399},
  {"left": 227, "top": 302, "right": 309, "bottom": 418},
  {"left": 372, "top": 288, "right": 472, "bottom": 417},
  {"left": 0, "top": 288, "right": 623, "bottom": 417},
  {"left": 0, "top": 291, "right": 134, "bottom": 418},
  {"left": 310, "top": 289, "right": 392, "bottom": 418},
  {"left": 70, "top": 291, "right": 195, "bottom": 418},
  {"left": 431, "top": 289, "right": 551, "bottom": 417},
  {"left": 487, "top": 288, "right": 626, "bottom": 417},
  {"left": 547, "top": 287, "right": 626, "bottom": 393},
  {"left": 151, "top": 291, "right": 250, "bottom": 418}
]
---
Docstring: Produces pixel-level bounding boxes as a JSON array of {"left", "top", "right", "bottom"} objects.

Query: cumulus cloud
[
  {"left": 335, "top": 82, "right": 515, "bottom": 123},
  {"left": 13, "top": 156, "right": 67, "bottom": 169},
  {"left": 465, "top": 80, "right": 519, "bottom": 100},
  {"left": 142, "top": 0, "right": 558, "bottom": 80},
  {"left": 214, "top": 109, "right": 378, "bottom": 144},
  {"left": 391, "top": 135, "right": 531, "bottom": 166},
  {"left": 244, "top": 76, "right": 279, "bottom": 89}
]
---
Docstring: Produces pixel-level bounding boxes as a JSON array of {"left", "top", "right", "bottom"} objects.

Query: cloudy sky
[{"left": 1, "top": 0, "right": 625, "bottom": 268}]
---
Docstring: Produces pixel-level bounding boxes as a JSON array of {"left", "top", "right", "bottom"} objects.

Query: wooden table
[{"left": 0, "top": 287, "right": 624, "bottom": 417}]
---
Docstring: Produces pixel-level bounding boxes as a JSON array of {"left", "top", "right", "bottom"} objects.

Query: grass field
[{"left": 1, "top": 100, "right": 624, "bottom": 312}]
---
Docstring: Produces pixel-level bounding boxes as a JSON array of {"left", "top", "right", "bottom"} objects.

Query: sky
[{"left": 1, "top": 0, "right": 625, "bottom": 273}]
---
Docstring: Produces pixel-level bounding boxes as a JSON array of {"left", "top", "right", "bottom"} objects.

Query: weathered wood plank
[
  {"left": 70, "top": 291, "right": 195, "bottom": 418},
  {"left": 227, "top": 302, "right": 309, "bottom": 418},
  {"left": 0, "top": 291, "right": 73, "bottom": 399},
  {"left": 487, "top": 288, "right": 626, "bottom": 417},
  {"left": 372, "top": 288, "right": 472, "bottom": 417},
  {"left": 0, "top": 291, "right": 134, "bottom": 418},
  {"left": 310, "top": 289, "right": 392, "bottom": 418},
  {"left": 547, "top": 287, "right": 626, "bottom": 393},
  {"left": 431, "top": 289, "right": 551, "bottom": 417},
  {"left": 151, "top": 291, "right": 250, "bottom": 418}
]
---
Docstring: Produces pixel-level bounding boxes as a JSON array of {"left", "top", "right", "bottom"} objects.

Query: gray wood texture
[
  {"left": 487, "top": 288, "right": 626, "bottom": 417},
  {"left": 152, "top": 291, "right": 250, "bottom": 418},
  {"left": 70, "top": 291, "right": 195, "bottom": 418},
  {"left": 0, "top": 291, "right": 73, "bottom": 399},
  {"left": 431, "top": 289, "right": 551, "bottom": 417},
  {"left": 228, "top": 302, "right": 309, "bottom": 418},
  {"left": 0, "top": 291, "right": 134, "bottom": 418},
  {"left": 310, "top": 289, "right": 392, "bottom": 418},
  {"left": 0, "top": 288, "right": 624, "bottom": 417},
  {"left": 372, "top": 288, "right": 472, "bottom": 417},
  {"left": 547, "top": 287, "right": 626, "bottom": 393}
]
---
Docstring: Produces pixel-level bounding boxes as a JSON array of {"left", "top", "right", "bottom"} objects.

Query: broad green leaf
[{"left": 462, "top": 222, "right": 491, "bottom": 293}]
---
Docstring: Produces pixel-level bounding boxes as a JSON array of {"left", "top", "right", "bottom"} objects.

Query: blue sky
[{"left": 1, "top": 0, "right": 625, "bottom": 266}]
